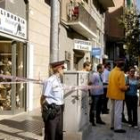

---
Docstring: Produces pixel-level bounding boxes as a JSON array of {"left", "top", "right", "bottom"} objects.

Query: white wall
[{"left": 28, "top": 0, "right": 51, "bottom": 110}]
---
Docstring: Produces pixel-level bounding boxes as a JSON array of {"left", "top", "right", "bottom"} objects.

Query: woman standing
[
  {"left": 41, "top": 61, "right": 65, "bottom": 140},
  {"left": 125, "top": 67, "right": 139, "bottom": 128}
]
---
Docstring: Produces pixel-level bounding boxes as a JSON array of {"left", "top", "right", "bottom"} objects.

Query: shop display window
[{"left": 0, "top": 41, "right": 26, "bottom": 114}]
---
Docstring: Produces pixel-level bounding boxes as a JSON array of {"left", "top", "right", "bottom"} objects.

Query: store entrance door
[{"left": 0, "top": 40, "right": 26, "bottom": 114}]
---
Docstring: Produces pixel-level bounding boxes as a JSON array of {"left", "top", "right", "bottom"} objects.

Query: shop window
[{"left": 0, "top": 41, "right": 26, "bottom": 113}]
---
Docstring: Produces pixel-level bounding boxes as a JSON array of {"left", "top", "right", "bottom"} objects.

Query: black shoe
[
  {"left": 102, "top": 109, "right": 109, "bottom": 114},
  {"left": 122, "top": 118, "right": 128, "bottom": 123},
  {"left": 92, "top": 122, "right": 96, "bottom": 126},
  {"left": 114, "top": 129, "right": 126, "bottom": 133},
  {"left": 102, "top": 110, "right": 109, "bottom": 114},
  {"left": 96, "top": 120, "right": 106, "bottom": 125},
  {"left": 110, "top": 127, "right": 114, "bottom": 130}
]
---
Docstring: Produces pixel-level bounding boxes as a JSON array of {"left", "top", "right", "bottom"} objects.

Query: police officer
[{"left": 41, "top": 60, "right": 65, "bottom": 140}]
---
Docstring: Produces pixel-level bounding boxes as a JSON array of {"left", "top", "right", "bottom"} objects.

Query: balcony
[{"left": 65, "top": 2, "right": 97, "bottom": 39}]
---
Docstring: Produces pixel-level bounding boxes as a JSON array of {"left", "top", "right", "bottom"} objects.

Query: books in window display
[{"left": 0, "top": 61, "right": 12, "bottom": 66}]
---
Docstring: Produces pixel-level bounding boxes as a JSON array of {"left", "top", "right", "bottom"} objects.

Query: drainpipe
[{"left": 50, "top": 0, "right": 60, "bottom": 62}]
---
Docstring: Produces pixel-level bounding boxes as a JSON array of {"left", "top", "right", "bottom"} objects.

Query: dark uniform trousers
[
  {"left": 44, "top": 105, "right": 63, "bottom": 140},
  {"left": 90, "top": 95, "right": 103, "bottom": 123}
]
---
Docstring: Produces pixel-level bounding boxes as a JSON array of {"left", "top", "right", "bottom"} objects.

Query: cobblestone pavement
[{"left": 0, "top": 106, "right": 140, "bottom": 140}]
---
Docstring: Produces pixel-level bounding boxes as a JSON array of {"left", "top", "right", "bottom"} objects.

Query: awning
[
  {"left": 0, "top": 32, "right": 26, "bottom": 43},
  {"left": 73, "top": 49, "right": 85, "bottom": 58}
]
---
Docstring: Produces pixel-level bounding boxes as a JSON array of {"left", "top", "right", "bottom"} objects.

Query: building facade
[
  {"left": 0, "top": 0, "right": 51, "bottom": 114},
  {"left": 105, "top": 0, "right": 136, "bottom": 66},
  {"left": 105, "top": 0, "right": 125, "bottom": 66},
  {"left": 27, "top": 0, "right": 51, "bottom": 111},
  {"left": 60, "top": 0, "right": 114, "bottom": 71},
  {"left": 0, "top": 0, "right": 27, "bottom": 115}
]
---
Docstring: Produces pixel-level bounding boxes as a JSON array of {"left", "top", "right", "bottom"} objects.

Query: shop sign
[
  {"left": 91, "top": 47, "right": 101, "bottom": 58},
  {"left": 0, "top": 8, "right": 27, "bottom": 39},
  {"left": 74, "top": 39, "right": 92, "bottom": 51}
]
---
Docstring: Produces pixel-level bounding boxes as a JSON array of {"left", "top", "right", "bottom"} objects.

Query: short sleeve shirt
[{"left": 42, "top": 75, "right": 64, "bottom": 105}]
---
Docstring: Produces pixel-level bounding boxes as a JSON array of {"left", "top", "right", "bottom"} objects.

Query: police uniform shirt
[{"left": 42, "top": 75, "right": 64, "bottom": 105}]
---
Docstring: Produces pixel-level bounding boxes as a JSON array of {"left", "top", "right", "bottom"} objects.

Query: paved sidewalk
[
  {"left": 0, "top": 109, "right": 43, "bottom": 140},
  {"left": 0, "top": 107, "right": 140, "bottom": 140},
  {"left": 86, "top": 106, "right": 140, "bottom": 140}
]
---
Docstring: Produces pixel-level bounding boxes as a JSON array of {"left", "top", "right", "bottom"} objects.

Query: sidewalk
[
  {"left": 86, "top": 106, "right": 140, "bottom": 140},
  {"left": 0, "top": 109, "right": 43, "bottom": 140},
  {"left": 0, "top": 107, "right": 140, "bottom": 140}
]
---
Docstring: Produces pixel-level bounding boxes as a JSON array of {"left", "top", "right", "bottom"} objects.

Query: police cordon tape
[
  {"left": 0, "top": 74, "right": 41, "bottom": 83},
  {"left": 0, "top": 74, "right": 107, "bottom": 91}
]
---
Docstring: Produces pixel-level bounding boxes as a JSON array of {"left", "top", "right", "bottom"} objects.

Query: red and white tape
[{"left": 0, "top": 74, "right": 107, "bottom": 90}]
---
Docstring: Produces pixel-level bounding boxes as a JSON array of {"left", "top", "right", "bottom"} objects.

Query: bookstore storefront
[{"left": 0, "top": 8, "right": 27, "bottom": 114}]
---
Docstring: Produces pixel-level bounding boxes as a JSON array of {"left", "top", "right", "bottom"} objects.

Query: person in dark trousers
[
  {"left": 125, "top": 67, "right": 139, "bottom": 128},
  {"left": 89, "top": 64, "right": 106, "bottom": 126},
  {"left": 102, "top": 62, "right": 111, "bottom": 114},
  {"left": 41, "top": 61, "right": 65, "bottom": 140}
]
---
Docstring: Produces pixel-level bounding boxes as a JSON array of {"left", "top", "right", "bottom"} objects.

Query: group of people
[
  {"left": 40, "top": 58, "right": 140, "bottom": 140},
  {"left": 88, "top": 59, "right": 140, "bottom": 133}
]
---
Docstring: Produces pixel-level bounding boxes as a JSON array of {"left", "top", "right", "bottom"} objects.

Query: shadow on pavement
[
  {"left": 0, "top": 116, "right": 44, "bottom": 139},
  {"left": 0, "top": 129, "right": 38, "bottom": 140}
]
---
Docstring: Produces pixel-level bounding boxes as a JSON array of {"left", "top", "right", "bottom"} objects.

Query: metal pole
[{"left": 50, "top": 0, "right": 60, "bottom": 62}]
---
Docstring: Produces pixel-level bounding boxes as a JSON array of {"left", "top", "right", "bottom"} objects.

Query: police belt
[
  {"left": 47, "top": 102, "right": 63, "bottom": 109},
  {"left": 41, "top": 101, "right": 63, "bottom": 121}
]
